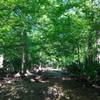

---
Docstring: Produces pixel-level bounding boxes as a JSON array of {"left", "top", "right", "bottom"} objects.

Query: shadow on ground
[{"left": 0, "top": 70, "right": 100, "bottom": 100}]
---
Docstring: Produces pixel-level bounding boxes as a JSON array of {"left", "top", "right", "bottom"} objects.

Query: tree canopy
[{"left": 0, "top": 0, "right": 100, "bottom": 78}]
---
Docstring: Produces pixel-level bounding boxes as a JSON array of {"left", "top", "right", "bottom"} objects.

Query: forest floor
[{"left": 0, "top": 69, "right": 100, "bottom": 100}]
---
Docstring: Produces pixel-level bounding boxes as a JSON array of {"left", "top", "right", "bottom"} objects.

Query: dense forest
[{"left": 0, "top": 0, "right": 100, "bottom": 100}]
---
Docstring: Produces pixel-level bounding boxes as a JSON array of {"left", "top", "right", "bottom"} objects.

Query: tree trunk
[
  {"left": 77, "top": 44, "right": 80, "bottom": 67},
  {"left": 21, "top": 31, "right": 28, "bottom": 73},
  {"left": 96, "top": 30, "right": 100, "bottom": 63},
  {"left": 87, "top": 32, "right": 93, "bottom": 65}
]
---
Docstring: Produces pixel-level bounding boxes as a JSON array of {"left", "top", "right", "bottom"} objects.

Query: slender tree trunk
[
  {"left": 77, "top": 44, "right": 80, "bottom": 67},
  {"left": 86, "top": 0, "right": 95, "bottom": 66},
  {"left": 87, "top": 32, "right": 93, "bottom": 65},
  {"left": 96, "top": 30, "right": 100, "bottom": 63},
  {"left": 21, "top": 31, "right": 28, "bottom": 73}
]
